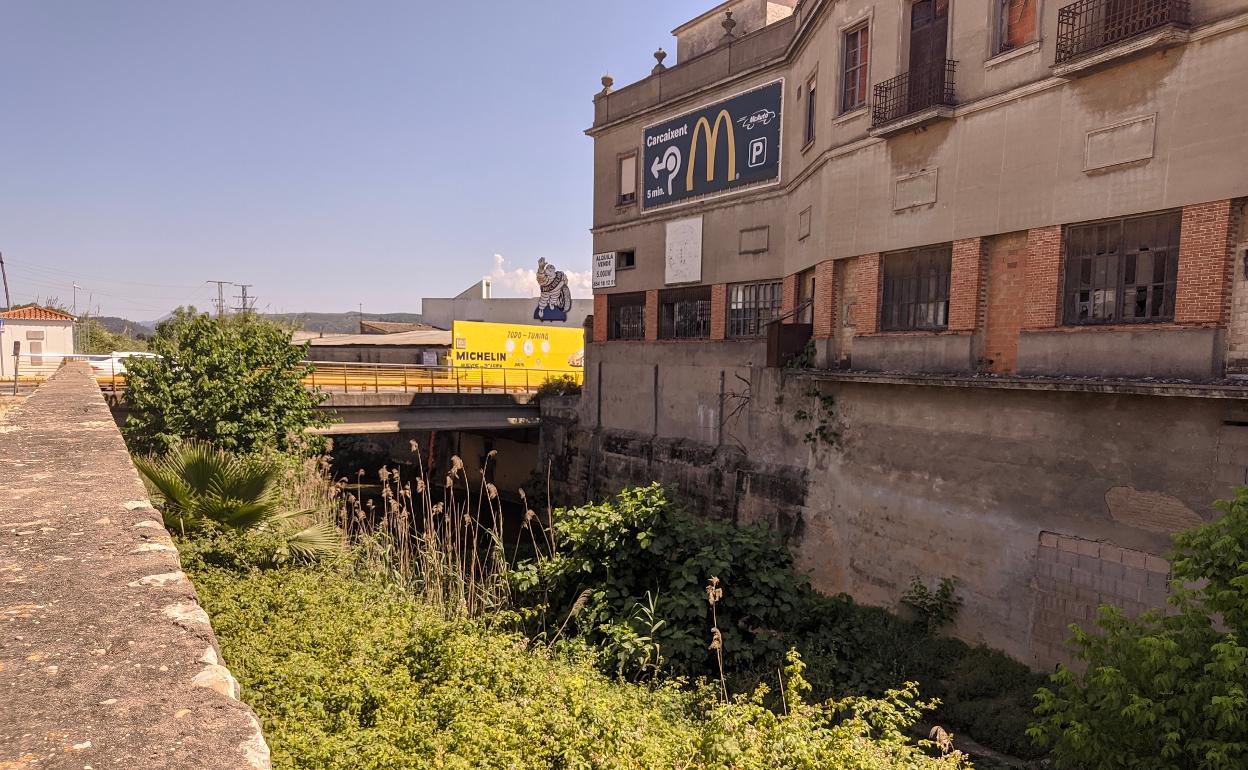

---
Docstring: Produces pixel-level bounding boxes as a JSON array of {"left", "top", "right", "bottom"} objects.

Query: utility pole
[
  {"left": 358, "top": 302, "right": 363, "bottom": 333},
  {"left": 72, "top": 283, "right": 81, "bottom": 353},
  {"left": 206, "top": 280, "right": 231, "bottom": 318},
  {"left": 0, "top": 252, "right": 11, "bottom": 309},
  {"left": 234, "top": 284, "right": 255, "bottom": 314}
]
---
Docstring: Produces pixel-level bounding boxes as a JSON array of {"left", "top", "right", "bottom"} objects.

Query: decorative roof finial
[
  {"left": 599, "top": 74, "right": 614, "bottom": 95},
  {"left": 652, "top": 48, "right": 668, "bottom": 75},
  {"left": 721, "top": 10, "right": 738, "bottom": 42}
]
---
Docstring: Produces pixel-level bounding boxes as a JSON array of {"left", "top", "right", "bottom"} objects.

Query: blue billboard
[{"left": 642, "top": 79, "right": 784, "bottom": 211}]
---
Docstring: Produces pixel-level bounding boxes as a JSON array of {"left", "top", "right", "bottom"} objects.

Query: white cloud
[{"left": 487, "top": 254, "right": 592, "bottom": 299}]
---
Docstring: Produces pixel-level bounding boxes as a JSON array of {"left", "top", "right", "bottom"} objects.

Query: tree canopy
[{"left": 123, "top": 310, "right": 327, "bottom": 456}]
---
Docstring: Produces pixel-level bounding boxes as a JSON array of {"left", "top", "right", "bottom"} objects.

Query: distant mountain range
[{"left": 114, "top": 311, "right": 425, "bottom": 336}]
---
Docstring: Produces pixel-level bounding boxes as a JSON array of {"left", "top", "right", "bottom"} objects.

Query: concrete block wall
[{"left": 1032, "top": 532, "right": 1172, "bottom": 668}]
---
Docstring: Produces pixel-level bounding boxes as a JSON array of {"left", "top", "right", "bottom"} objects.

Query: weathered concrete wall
[
  {"left": 546, "top": 343, "right": 1248, "bottom": 668},
  {"left": 0, "top": 364, "right": 270, "bottom": 768}
]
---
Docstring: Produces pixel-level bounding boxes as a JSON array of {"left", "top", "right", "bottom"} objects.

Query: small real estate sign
[
  {"left": 592, "top": 252, "right": 617, "bottom": 289},
  {"left": 451, "top": 321, "right": 584, "bottom": 372},
  {"left": 642, "top": 79, "right": 783, "bottom": 211}
]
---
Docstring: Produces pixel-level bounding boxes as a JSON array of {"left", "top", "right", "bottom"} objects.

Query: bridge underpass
[{"left": 313, "top": 391, "right": 540, "bottom": 435}]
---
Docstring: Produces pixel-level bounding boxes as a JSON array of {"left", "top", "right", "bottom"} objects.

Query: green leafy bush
[
  {"left": 124, "top": 311, "right": 327, "bottom": 456},
  {"left": 181, "top": 532, "right": 971, "bottom": 770},
  {"left": 1030, "top": 487, "right": 1248, "bottom": 769},
  {"left": 512, "top": 484, "right": 1047, "bottom": 759},
  {"left": 532, "top": 374, "right": 582, "bottom": 400}
]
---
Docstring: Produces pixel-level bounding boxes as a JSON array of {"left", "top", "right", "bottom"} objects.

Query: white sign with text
[
  {"left": 665, "top": 216, "right": 703, "bottom": 284},
  {"left": 592, "top": 252, "right": 617, "bottom": 289}
]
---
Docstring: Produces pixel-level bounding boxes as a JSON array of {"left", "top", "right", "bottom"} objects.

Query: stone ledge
[
  {"left": 793, "top": 368, "right": 1248, "bottom": 400},
  {"left": 0, "top": 363, "right": 270, "bottom": 769}
]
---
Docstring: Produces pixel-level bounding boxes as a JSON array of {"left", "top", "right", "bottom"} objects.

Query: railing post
[
  {"left": 403, "top": 363, "right": 408, "bottom": 393},
  {"left": 343, "top": 363, "right": 348, "bottom": 393},
  {"left": 455, "top": 368, "right": 461, "bottom": 394},
  {"left": 373, "top": 365, "right": 379, "bottom": 394},
  {"left": 428, "top": 367, "right": 434, "bottom": 394},
  {"left": 502, "top": 369, "right": 507, "bottom": 394},
  {"left": 480, "top": 368, "right": 485, "bottom": 394}
]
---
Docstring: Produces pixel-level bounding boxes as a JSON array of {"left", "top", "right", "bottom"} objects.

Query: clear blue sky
[{"left": 0, "top": 0, "right": 707, "bottom": 320}]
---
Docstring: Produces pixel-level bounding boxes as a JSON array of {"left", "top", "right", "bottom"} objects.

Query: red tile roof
[{"left": 0, "top": 305, "right": 75, "bottom": 321}]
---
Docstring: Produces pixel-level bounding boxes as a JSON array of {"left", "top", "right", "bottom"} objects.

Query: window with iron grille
[
  {"left": 606, "top": 292, "right": 646, "bottom": 340},
  {"left": 880, "top": 245, "right": 951, "bottom": 331},
  {"left": 1063, "top": 211, "right": 1181, "bottom": 325},
  {"left": 659, "top": 286, "right": 712, "bottom": 340},
  {"left": 842, "top": 25, "right": 870, "bottom": 111},
  {"left": 728, "top": 281, "right": 783, "bottom": 337}
]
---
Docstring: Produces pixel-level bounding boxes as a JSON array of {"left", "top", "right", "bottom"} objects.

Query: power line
[
  {"left": 234, "top": 284, "right": 255, "bottom": 314},
  {"left": 207, "top": 280, "right": 232, "bottom": 318}
]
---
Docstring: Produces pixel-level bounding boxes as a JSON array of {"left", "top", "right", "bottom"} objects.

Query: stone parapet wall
[{"left": 0, "top": 363, "right": 270, "bottom": 769}]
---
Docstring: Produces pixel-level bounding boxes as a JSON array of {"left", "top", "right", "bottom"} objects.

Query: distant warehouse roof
[{"left": 295, "top": 329, "right": 451, "bottom": 347}]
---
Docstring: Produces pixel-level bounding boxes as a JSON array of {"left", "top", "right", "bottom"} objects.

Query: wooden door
[{"left": 908, "top": 0, "right": 949, "bottom": 110}]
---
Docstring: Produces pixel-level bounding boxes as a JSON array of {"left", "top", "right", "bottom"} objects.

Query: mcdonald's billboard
[{"left": 642, "top": 79, "right": 783, "bottom": 210}]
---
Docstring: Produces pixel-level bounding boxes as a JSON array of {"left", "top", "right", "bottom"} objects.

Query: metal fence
[
  {"left": 302, "top": 362, "right": 584, "bottom": 394},
  {"left": 871, "top": 59, "right": 957, "bottom": 127},
  {"left": 1055, "top": 0, "right": 1190, "bottom": 63}
]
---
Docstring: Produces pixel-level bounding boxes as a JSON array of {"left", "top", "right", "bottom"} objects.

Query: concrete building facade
[{"left": 563, "top": 0, "right": 1248, "bottom": 667}]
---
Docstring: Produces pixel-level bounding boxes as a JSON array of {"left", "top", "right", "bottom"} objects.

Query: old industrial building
[{"left": 556, "top": 0, "right": 1248, "bottom": 667}]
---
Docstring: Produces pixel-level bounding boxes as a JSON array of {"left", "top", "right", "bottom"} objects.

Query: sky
[{"left": 0, "top": 0, "right": 709, "bottom": 320}]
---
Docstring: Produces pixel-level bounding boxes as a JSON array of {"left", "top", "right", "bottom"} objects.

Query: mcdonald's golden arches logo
[{"left": 686, "top": 110, "right": 736, "bottom": 192}]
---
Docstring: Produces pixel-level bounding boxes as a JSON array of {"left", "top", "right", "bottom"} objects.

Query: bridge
[{"left": 90, "top": 361, "right": 584, "bottom": 435}]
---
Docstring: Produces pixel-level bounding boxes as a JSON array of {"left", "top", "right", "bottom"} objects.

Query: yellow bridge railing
[
  {"left": 302, "top": 361, "right": 582, "bottom": 394},
  {"left": 73, "top": 359, "right": 583, "bottom": 396}
]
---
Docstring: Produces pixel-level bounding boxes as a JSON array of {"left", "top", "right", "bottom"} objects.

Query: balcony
[
  {"left": 869, "top": 59, "right": 957, "bottom": 138},
  {"left": 1053, "top": 0, "right": 1190, "bottom": 76}
]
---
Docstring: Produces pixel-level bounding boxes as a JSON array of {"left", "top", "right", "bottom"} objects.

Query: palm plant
[{"left": 134, "top": 441, "right": 342, "bottom": 560}]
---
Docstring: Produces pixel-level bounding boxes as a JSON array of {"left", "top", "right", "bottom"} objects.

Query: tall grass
[{"left": 293, "top": 443, "right": 553, "bottom": 619}]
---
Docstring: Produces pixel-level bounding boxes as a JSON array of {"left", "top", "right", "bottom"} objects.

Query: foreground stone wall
[
  {"left": 543, "top": 342, "right": 1248, "bottom": 668},
  {"left": 0, "top": 364, "right": 270, "bottom": 768}
]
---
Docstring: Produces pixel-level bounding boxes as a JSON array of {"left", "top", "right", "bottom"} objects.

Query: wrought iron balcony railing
[
  {"left": 871, "top": 59, "right": 957, "bottom": 128},
  {"left": 1055, "top": 0, "right": 1190, "bottom": 64}
]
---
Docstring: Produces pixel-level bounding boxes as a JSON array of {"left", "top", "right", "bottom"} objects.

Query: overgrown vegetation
[
  {"left": 1029, "top": 487, "right": 1248, "bottom": 769},
  {"left": 123, "top": 309, "right": 327, "bottom": 455},
  {"left": 512, "top": 484, "right": 1047, "bottom": 759},
  {"left": 181, "top": 528, "right": 971, "bottom": 770},
  {"left": 531, "top": 373, "right": 582, "bottom": 400}
]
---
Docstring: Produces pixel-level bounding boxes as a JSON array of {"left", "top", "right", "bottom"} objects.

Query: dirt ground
[{"left": 0, "top": 394, "right": 28, "bottom": 421}]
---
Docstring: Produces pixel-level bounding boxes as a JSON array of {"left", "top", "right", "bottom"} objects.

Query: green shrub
[
  {"left": 124, "top": 310, "right": 327, "bottom": 456},
  {"left": 1029, "top": 487, "right": 1248, "bottom": 769},
  {"left": 512, "top": 484, "right": 1046, "bottom": 759},
  {"left": 532, "top": 374, "right": 582, "bottom": 400},
  {"left": 182, "top": 532, "right": 972, "bottom": 770}
]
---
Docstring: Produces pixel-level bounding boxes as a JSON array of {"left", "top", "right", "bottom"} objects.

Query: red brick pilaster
[
  {"left": 1022, "top": 226, "right": 1063, "bottom": 329},
  {"left": 592, "top": 294, "right": 608, "bottom": 342},
  {"left": 644, "top": 289, "right": 659, "bottom": 341},
  {"left": 1175, "top": 199, "right": 1234, "bottom": 324},
  {"left": 710, "top": 284, "right": 728, "bottom": 340},
  {"left": 853, "top": 254, "right": 881, "bottom": 335},
  {"left": 948, "top": 237, "right": 986, "bottom": 332},
  {"left": 813, "top": 260, "right": 837, "bottom": 338},
  {"left": 780, "top": 273, "right": 798, "bottom": 324}
]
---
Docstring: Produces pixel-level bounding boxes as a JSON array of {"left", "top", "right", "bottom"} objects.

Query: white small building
[{"left": 0, "top": 305, "right": 75, "bottom": 379}]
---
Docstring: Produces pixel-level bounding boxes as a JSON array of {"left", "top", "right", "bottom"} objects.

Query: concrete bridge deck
[{"left": 0, "top": 364, "right": 269, "bottom": 769}]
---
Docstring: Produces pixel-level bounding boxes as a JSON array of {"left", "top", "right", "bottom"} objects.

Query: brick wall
[
  {"left": 1032, "top": 532, "right": 1171, "bottom": 668},
  {"left": 852, "top": 253, "right": 881, "bottom": 335},
  {"left": 948, "top": 238, "right": 985, "bottom": 332},
  {"left": 1022, "top": 226, "right": 1063, "bottom": 329},
  {"left": 1175, "top": 199, "right": 1235, "bottom": 324},
  {"left": 592, "top": 294, "right": 608, "bottom": 342},
  {"left": 644, "top": 289, "right": 659, "bottom": 342},
  {"left": 710, "top": 284, "right": 727, "bottom": 341},
  {"left": 781, "top": 273, "right": 798, "bottom": 324},
  {"left": 834, "top": 259, "right": 857, "bottom": 365},
  {"left": 982, "top": 232, "right": 1029, "bottom": 373},
  {"left": 813, "top": 260, "right": 837, "bottom": 339}
]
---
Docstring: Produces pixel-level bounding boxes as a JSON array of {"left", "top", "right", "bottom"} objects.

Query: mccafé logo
[{"left": 686, "top": 110, "right": 736, "bottom": 192}]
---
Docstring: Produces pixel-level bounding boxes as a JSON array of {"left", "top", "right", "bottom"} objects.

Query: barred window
[
  {"left": 659, "top": 286, "right": 712, "bottom": 340},
  {"left": 728, "top": 281, "right": 783, "bottom": 337},
  {"left": 880, "top": 245, "right": 951, "bottom": 331},
  {"left": 606, "top": 292, "right": 646, "bottom": 340},
  {"left": 1064, "top": 211, "right": 1180, "bottom": 325}
]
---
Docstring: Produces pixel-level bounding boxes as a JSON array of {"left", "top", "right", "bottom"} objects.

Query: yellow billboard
[{"left": 450, "top": 321, "right": 584, "bottom": 372}]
